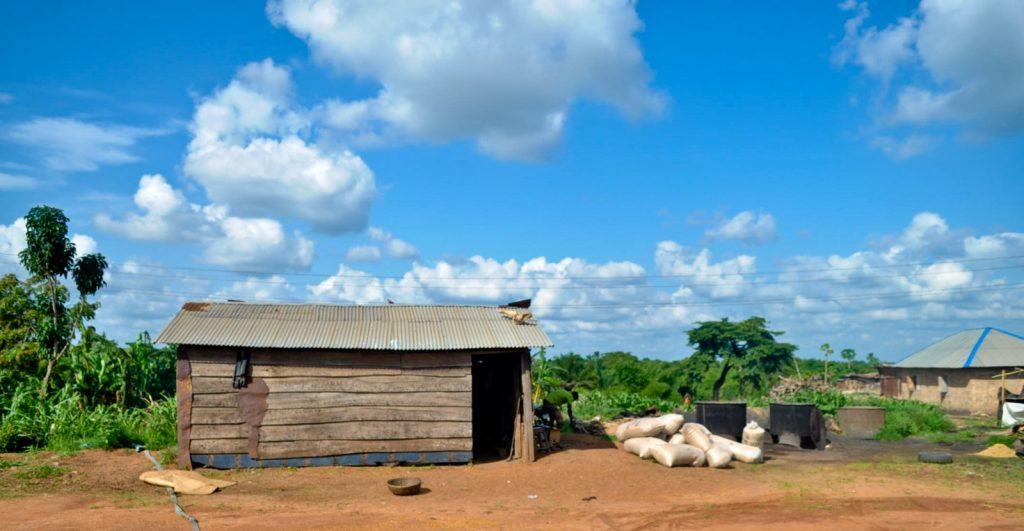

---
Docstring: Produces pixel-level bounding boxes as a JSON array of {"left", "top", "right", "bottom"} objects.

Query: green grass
[
  {"left": 985, "top": 435, "right": 1020, "bottom": 447},
  {"left": 0, "top": 459, "right": 25, "bottom": 470},
  {"left": 926, "top": 430, "right": 977, "bottom": 445},
  {"left": 13, "top": 464, "right": 65, "bottom": 480}
]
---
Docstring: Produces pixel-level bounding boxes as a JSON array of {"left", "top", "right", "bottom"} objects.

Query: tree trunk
[
  {"left": 41, "top": 278, "right": 60, "bottom": 398},
  {"left": 712, "top": 362, "right": 732, "bottom": 401}
]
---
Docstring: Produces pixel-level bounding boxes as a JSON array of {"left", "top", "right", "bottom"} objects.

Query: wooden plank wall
[{"left": 184, "top": 347, "right": 474, "bottom": 460}]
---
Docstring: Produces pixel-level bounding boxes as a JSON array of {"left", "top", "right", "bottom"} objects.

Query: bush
[
  {"left": 851, "top": 396, "right": 955, "bottom": 440},
  {"left": 0, "top": 381, "right": 176, "bottom": 452},
  {"left": 777, "top": 388, "right": 849, "bottom": 417},
  {"left": 572, "top": 390, "right": 678, "bottom": 420}
]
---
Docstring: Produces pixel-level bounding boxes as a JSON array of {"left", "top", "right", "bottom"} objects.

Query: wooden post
[
  {"left": 176, "top": 347, "right": 193, "bottom": 470},
  {"left": 520, "top": 350, "right": 535, "bottom": 464},
  {"left": 999, "top": 369, "right": 1006, "bottom": 424}
]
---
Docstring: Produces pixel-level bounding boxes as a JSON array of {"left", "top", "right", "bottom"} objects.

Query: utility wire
[
  {"left": 4, "top": 250, "right": 1022, "bottom": 281},
  {"left": 101, "top": 262, "right": 1024, "bottom": 291},
  {"left": 98, "top": 282, "right": 1024, "bottom": 310}
]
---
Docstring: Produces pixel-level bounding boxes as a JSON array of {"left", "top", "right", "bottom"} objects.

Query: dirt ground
[{"left": 2, "top": 434, "right": 1022, "bottom": 530}]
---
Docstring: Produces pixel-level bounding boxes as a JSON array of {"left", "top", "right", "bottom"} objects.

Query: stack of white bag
[{"left": 618, "top": 414, "right": 764, "bottom": 469}]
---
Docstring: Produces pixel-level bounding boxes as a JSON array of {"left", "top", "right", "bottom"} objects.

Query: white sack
[
  {"left": 705, "top": 445, "right": 732, "bottom": 468},
  {"left": 711, "top": 434, "right": 764, "bottom": 464},
  {"left": 668, "top": 433, "right": 686, "bottom": 445},
  {"left": 623, "top": 437, "right": 669, "bottom": 459},
  {"left": 616, "top": 418, "right": 665, "bottom": 441},
  {"left": 1001, "top": 402, "right": 1024, "bottom": 428},
  {"left": 659, "top": 413, "right": 685, "bottom": 434},
  {"left": 682, "top": 423, "right": 714, "bottom": 452},
  {"left": 650, "top": 444, "right": 706, "bottom": 468},
  {"left": 742, "top": 421, "right": 766, "bottom": 448}
]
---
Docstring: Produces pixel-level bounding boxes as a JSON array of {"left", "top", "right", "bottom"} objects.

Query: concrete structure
[
  {"left": 157, "top": 302, "right": 552, "bottom": 469},
  {"left": 878, "top": 327, "right": 1024, "bottom": 415}
]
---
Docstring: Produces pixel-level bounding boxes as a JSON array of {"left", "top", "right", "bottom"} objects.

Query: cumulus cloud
[
  {"left": 345, "top": 245, "right": 382, "bottom": 263},
  {"left": 269, "top": 0, "right": 664, "bottom": 160},
  {"left": 96, "top": 174, "right": 316, "bottom": 271},
  {"left": 0, "top": 218, "right": 27, "bottom": 275},
  {"left": 213, "top": 275, "right": 297, "bottom": 302},
  {"left": 704, "top": 211, "right": 777, "bottom": 245},
  {"left": 71, "top": 234, "right": 98, "bottom": 257},
  {"left": 184, "top": 59, "right": 376, "bottom": 233},
  {"left": 368, "top": 226, "right": 418, "bottom": 260},
  {"left": 835, "top": 1, "right": 1024, "bottom": 154},
  {"left": 0, "top": 171, "right": 38, "bottom": 190},
  {"left": 5, "top": 117, "right": 165, "bottom": 172}
]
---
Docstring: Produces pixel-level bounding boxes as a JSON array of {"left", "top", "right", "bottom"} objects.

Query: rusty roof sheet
[{"left": 155, "top": 302, "right": 553, "bottom": 351}]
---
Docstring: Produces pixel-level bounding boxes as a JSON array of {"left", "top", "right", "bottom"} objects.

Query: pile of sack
[{"left": 616, "top": 414, "right": 766, "bottom": 468}]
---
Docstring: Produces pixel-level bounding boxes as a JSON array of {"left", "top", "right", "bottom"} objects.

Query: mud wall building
[{"left": 878, "top": 327, "right": 1024, "bottom": 416}]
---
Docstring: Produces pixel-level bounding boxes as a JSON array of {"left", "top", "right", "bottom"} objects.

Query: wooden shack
[{"left": 156, "top": 302, "right": 553, "bottom": 469}]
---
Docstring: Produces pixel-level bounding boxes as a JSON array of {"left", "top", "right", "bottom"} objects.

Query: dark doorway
[{"left": 471, "top": 353, "right": 520, "bottom": 462}]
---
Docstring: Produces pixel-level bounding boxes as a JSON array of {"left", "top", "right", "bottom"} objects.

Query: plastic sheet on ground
[
  {"left": 140, "top": 470, "right": 236, "bottom": 495},
  {"left": 1002, "top": 402, "right": 1024, "bottom": 428}
]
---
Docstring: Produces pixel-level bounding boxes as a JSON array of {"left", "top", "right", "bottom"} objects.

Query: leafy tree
[
  {"left": 866, "top": 352, "right": 882, "bottom": 367},
  {"left": 18, "top": 206, "right": 108, "bottom": 396},
  {"left": 840, "top": 348, "right": 857, "bottom": 370},
  {"left": 685, "top": 317, "right": 796, "bottom": 400},
  {"left": 819, "top": 343, "right": 834, "bottom": 384}
]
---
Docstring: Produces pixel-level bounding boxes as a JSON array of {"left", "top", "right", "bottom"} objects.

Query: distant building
[
  {"left": 878, "top": 327, "right": 1024, "bottom": 416},
  {"left": 157, "top": 302, "right": 552, "bottom": 469}
]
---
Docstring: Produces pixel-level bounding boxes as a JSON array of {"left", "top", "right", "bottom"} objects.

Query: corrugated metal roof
[
  {"left": 895, "top": 327, "right": 1024, "bottom": 368},
  {"left": 155, "top": 302, "right": 554, "bottom": 351}
]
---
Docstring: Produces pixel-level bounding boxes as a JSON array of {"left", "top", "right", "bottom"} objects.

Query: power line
[
  {"left": 6, "top": 250, "right": 1022, "bottom": 281},
  {"left": 98, "top": 281, "right": 1024, "bottom": 310},
  {"left": 105, "top": 262, "right": 1024, "bottom": 291}
]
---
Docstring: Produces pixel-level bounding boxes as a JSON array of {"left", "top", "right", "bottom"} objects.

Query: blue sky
[{"left": 2, "top": 1, "right": 1022, "bottom": 361}]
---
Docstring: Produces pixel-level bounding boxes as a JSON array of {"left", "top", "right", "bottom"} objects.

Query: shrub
[
  {"left": 572, "top": 390, "right": 678, "bottom": 419},
  {"left": 851, "top": 396, "right": 955, "bottom": 440},
  {"left": 778, "top": 388, "right": 849, "bottom": 417}
]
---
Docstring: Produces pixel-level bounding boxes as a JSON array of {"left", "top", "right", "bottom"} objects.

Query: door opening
[{"left": 471, "top": 353, "right": 520, "bottom": 462}]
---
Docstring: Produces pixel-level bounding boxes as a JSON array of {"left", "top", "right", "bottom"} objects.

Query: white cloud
[
  {"left": 184, "top": 59, "right": 376, "bottom": 233},
  {"left": 368, "top": 226, "right": 418, "bottom": 260},
  {"left": 345, "top": 245, "right": 381, "bottom": 263},
  {"left": 5, "top": 117, "right": 164, "bottom": 172},
  {"left": 835, "top": 0, "right": 1024, "bottom": 147},
  {"left": 0, "top": 218, "right": 27, "bottom": 275},
  {"left": 71, "top": 234, "right": 98, "bottom": 257},
  {"left": 213, "top": 275, "right": 296, "bottom": 302},
  {"left": 704, "top": 211, "right": 777, "bottom": 244},
  {"left": 269, "top": 0, "right": 664, "bottom": 160},
  {"left": 0, "top": 171, "right": 37, "bottom": 190},
  {"left": 655, "top": 243, "right": 757, "bottom": 298},
  {"left": 95, "top": 174, "right": 200, "bottom": 241},
  {"left": 870, "top": 133, "right": 937, "bottom": 160},
  {"left": 202, "top": 216, "right": 314, "bottom": 270},
  {"left": 964, "top": 233, "right": 1024, "bottom": 258},
  {"left": 96, "top": 174, "right": 315, "bottom": 271}
]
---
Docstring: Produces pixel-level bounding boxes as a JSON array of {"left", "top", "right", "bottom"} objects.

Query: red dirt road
[{"left": 2, "top": 434, "right": 1022, "bottom": 529}]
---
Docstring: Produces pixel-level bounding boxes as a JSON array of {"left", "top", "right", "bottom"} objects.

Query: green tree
[
  {"left": 686, "top": 317, "right": 796, "bottom": 400},
  {"left": 840, "top": 348, "right": 857, "bottom": 370},
  {"left": 18, "top": 206, "right": 108, "bottom": 396},
  {"left": 866, "top": 352, "right": 881, "bottom": 367},
  {"left": 819, "top": 343, "right": 834, "bottom": 384}
]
